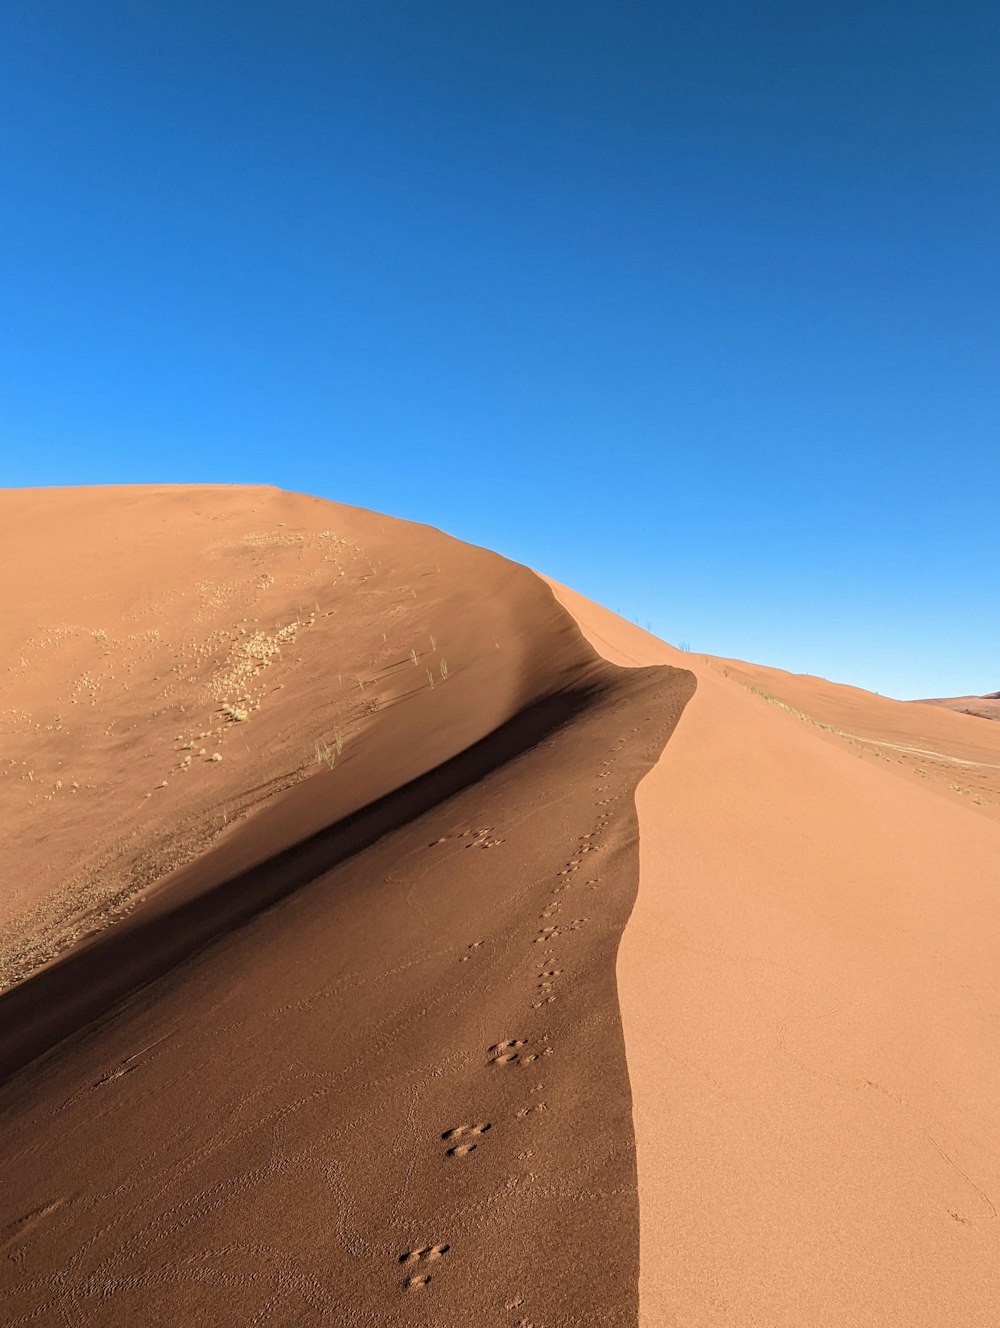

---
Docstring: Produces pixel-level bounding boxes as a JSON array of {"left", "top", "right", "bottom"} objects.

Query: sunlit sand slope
[{"left": 549, "top": 580, "right": 1000, "bottom": 1328}]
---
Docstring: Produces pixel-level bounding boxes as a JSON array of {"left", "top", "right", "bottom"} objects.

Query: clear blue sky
[{"left": 3, "top": 2, "right": 997, "bottom": 699}]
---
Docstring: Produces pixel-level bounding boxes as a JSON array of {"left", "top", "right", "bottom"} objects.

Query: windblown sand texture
[
  {"left": 0, "top": 486, "right": 692, "bottom": 1325},
  {"left": 2, "top": 486, "right": 999, "bottom": 1326}
]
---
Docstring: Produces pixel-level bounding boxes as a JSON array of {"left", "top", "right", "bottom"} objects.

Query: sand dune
[
  {"left": 917, "top": 691, "right": 1000, "bottom": 724},
  {"left": 0, "top": 487, "right": 692, "bottom": 1325},
  {"left": 548, "top": 581, "right": 1000, "bottom": 1327},
  {"left": 2, "top": 486, "right": 999, "bottom": 1325}
]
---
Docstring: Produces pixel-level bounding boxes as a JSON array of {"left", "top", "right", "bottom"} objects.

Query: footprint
[
  {"left": 441, "top": 1123, "right": 491, "bottom": 1140},
  {"left": 489, "top": 1039, "right": 529, "bottom": 1067},
  {"left": 460, "top": 940, "right": 485, "bottom": 963},
  {"left": 446, "top": 1142, "right": 478, "bottom": 1157},
  {"left": 399, "top": 1243, "right": 449, "bottom": 1265},
  {"left": 534, "top": 927, "right": 560, "bottom": 943}
]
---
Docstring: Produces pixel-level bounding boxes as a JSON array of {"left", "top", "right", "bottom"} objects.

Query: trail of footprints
[{"left": 396, "top": 733, "right": 638, "bottom": 1298}]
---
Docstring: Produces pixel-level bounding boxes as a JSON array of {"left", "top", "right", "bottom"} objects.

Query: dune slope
[
  {"left": 549, "top": 581, "right": 1000, "bottom": 1328},
  {"left": 917, "top": 691, "right": 1000, "bottom": 724},
  {"left": 0, "top": 487, "right": 694, "bottom": 1326}
]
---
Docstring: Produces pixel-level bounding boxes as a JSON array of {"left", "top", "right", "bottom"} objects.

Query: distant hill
[{"left": 916, "top": 691, "right": 1000, "bottom": 722}]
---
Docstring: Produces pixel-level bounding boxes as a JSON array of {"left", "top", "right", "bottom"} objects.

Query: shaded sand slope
[
  {"left": 0, "top": 488, "right": 694, "bottom": 1325},
  {"left": 548, "top": 582, "right": 1000, "bottom": 1327},
  {"left": 0, "top": 484, "right": 606, "bottom": 990}
]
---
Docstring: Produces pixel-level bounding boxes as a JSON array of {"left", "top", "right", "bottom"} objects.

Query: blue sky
[{"left": 2, "top": 2, "right": 997, "bottom": 699}]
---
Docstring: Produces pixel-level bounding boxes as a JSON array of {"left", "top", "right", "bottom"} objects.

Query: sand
[
  {"left": 2, "top": 485, "right": 999, "bottom": 1325},
  {"left": 917, "top": 691, "right": 1000, "bottom": 724},
  {"left": 548, "top": 581, "right": 1000, "bottom": 1327},
  {"left": 0, "top": 486, "right": 692, "bottom": 1325}
]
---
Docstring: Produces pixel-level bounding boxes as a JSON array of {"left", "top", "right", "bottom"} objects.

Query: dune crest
[
  {"left": 0, "top": 486, "right": 693, "bottom": 1326},
  {"left": 548, "top": 579, "right": 1000, "bottom": 1327}
]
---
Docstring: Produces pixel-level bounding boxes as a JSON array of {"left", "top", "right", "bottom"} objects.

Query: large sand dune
[
  {"left": 2, "top": 486, "right": 998, "bottom": 1325},
  {"left": 549, "top": 582, "right": 1000, "bottom": 1326}
]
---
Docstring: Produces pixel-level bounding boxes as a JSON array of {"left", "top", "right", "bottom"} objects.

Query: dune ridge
[
  {"left": 548, "top": 580, "right": 1000, "bottom": 1327},
  {"left": 0, "top": 484, "right": 598, "bottom": 992},
  {"left": 0, "top": 486, "right": 693, "bottom": 1326}
]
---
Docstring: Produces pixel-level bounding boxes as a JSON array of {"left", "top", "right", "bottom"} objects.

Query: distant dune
[
  {"left": 2, "top": 487, "right": 999, "bottom": 1326},
  {"left": 916, "top": 691, "right": 1000, "bottom": 723}
]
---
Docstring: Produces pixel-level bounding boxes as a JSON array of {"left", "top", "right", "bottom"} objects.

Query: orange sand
[
  {"left": 2, "top": 485, "right": 998, "bottom": 1326},
  {"left": 549, "top": 580, "right": 1000, "bottom": 1327}
]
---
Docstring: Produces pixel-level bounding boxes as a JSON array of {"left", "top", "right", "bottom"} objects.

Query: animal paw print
[
  {"left": 516, "top": 1102, "right": 547, "bottom": 1119},
  {"left": 460, "top": 826, "right": 503, "bottom": 850},
  {"left": 489, "top": 1040, "right": 550, "bottom": 1067},
  {"left": 459, "top": 939, "right": 485, "bottom": 963},
  {"left": 442, "top": 1122, "right": 491, "bottom": 1157},
  {"left": 532, "top": 967, "right": 561, "bottom": 1008},
  {"left": 489, "top": 1039, "right": 527, "bottom": 1066},
  {"left": 399, "top": 1243, "right": 449, "bottom": 1290},
  {"left": 534, "top": 926, "right": 560, "bottom": 944}
]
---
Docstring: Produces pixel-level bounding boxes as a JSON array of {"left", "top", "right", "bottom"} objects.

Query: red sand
[{"left": 2, "top": 486, "right": 999, "bottom": 1326}]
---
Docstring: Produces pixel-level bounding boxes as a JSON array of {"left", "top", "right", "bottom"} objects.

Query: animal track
[
  {"left": 460, "top": 826, "right": 503, "bottom": 850},
  {"left": 488, "top": 1039, "right": 548, "bottom": 1067},
  {"left": 399, "top": 1243, "right": 449, "bottom": 1265},
  {"left": 441, "top": 1123, "right": 492, "bottom": 1140},
  {"left": 405, "top": 1274, "right": 431, "bottom": 1290},
  {"left": 442, "top": 1123, "right": 491, "bottom": 1154},
  {"left": 459, "top": 939, "right": 485, "bottom": 963}
]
